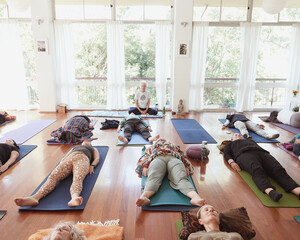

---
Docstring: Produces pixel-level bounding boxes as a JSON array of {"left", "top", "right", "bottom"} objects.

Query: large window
[
  {"left": 72, "top": 23, "right": 107, "bottom": 107},
  {"left": 254, "top": 26, "right": 292, "bottom": 108},
  {"left": 204, "top": 26, "right": 241, "bottom": 108}
]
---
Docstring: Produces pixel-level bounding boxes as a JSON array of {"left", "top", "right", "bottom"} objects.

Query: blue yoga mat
[
  {"left": 141, "top": 175, "right": 198, "bottom": 211},
  {"left": 218, "top": 119, "right": 279, "bottom": 143},
  {"left": 87, "top": 110, "right": 163, "bottom": 118},
  {"left": 171, "top": 119, "right": 217, "bottom": 144},
  {"left": 19, "top": 146, "right": 109, "bottom": 211},
  {"left": 0, "top": 145, "right": 37, "bottom": 175},
  {"left": 0, "top": 119, "right": 56, "bottom": 144},
  {"left": 117, "top": 128, "right": 151, "bottom": 146}
]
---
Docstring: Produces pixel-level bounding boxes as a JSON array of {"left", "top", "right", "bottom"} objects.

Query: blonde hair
[{"left": 43, "top": 221, "right": 86, "bottom": 240}]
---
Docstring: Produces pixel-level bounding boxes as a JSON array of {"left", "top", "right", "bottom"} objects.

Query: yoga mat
[
  {"left": 117, "top": 129, "right": 151, "bottom": 146},
  {"left": 171, "top": 119, "right": 217, "bottom": 144},
  {"left": 218, "top": 119, "right": 279, "bottom": 143},
  {"left": 238, "top": 170, "right": 300, "bottom": 207},
  {"left": 0, "top": 119, "right": 15, "bottom": 127},
  {"left": 0, "top": 119, "right": 56, "bottom": 144},
  {"left": 19, "top": 146, "right": 109, "bottom": 211},
  {"left": 0, "top": 145, "right": 37, "bottom": 175},
  {"left": 141, "top": 175, "right": 198, "bottom": 211},
  {"left": 259, "top": 116, "right": 300, "bottom": 134},
  {"left": 46, "top": 120, "right": 97, "bottom": 145},
  {"left": 87, "top": 110, "right": 163, "bottom": 118},
  {"left": 175, "top": 219, "right": 183, "bottom": 240},
  {"left": 294, "top": 216, "right": 300, "bottom": 224},
  {"left": 278, "top": 144, "right": 299, "bottom": 159}
]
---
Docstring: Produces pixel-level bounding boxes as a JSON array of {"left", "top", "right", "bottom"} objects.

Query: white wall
[
  {"left": 172, "top": 0, "right": 193, "bottom": 112},
  {"left": 31, "top": 0, "right": 57, "bottom": 112}
]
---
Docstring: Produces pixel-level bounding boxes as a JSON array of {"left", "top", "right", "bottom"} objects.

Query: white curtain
[
  {"left": 236, "top": 22, "right": 261, "bottom": 112},
  {"left": 54, "top": 21, "right": 77, "bottom": 109},
  {"left": 106, "top": 21, "right": 126, "bottom": 110},
  {"left": 286, "top": 24, "right": 300, "bottom": 107},
  {"left": 0, "top": 21, "right": 28, "bottom": 110},
  {"left": 189, "top": 22, "right": 209, "bottom": 111},
  {"left": 155, "top": 22, "right": 171, "bottom": 108}
]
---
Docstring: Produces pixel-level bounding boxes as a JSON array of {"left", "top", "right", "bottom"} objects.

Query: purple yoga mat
[
  {"left": 259, "top": 116, "right": 300, "bottom": 134},
  {"left": 0, "top": 119, "right": 56, "bottom": 144},
  {"left": 278, "top": 144, "right": 299, "bottom": 159}
]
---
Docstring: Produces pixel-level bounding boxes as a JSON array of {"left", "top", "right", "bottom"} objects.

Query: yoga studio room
[{"left": 1, "top": 0, "right": 300, "bottom": 239}]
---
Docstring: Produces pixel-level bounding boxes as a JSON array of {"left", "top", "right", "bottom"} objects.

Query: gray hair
[
  {"left": 43, "top": 221, "right": 86, "bottom": 240},
  {"left": 140, "top": 80, "right": 147, "bottom": 86}
]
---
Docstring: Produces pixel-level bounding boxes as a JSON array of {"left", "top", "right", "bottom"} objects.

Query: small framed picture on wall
[
  {"left": 36, "top": 39, "right": 48, "bottom": 54},
  {"left": 177, "top": 41, "right": 189, "bottom": 57}
]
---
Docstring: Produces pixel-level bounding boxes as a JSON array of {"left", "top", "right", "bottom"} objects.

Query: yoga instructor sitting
[
  {"left": 14, "top": 140, "right": 99, "bottom": 207},
  {"left": 220, "top": 133, "right": 300, "bottom": 202},
  {"left": 135, "top": 139, "right": 206, "bottom": 207},
  {"left": 0, "top": 139, "right": 20, "bottom": 173}
]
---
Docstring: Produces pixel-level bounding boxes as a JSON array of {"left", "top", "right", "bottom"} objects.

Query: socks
[{"left": 269, "top": 190, "right": 283, "bottom": 202}]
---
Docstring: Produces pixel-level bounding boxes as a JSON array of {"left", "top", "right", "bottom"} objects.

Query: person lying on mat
[
  {"left": 0, "top": 139, "right": 20, "bottom": 173},
  {"left": 49, "top": 115, "right": 94, "bottom": 144},
  {"left": 14, "top": 140, "right": 100, "bottom": 207},
  {"left": 117, "top": 113, "right": 160, "bottom": 144},
  {"left": 222, "top": 113, "right": 279, "bottom": 139},
  {"left": 0, "top": 111, "right": 16, "bottom": 125},
  {"left": 188, "top": 204, "right": 243, "bottom": 240},
  {"left": 264, "top": 109, "right": 300, "bottom": 128},
  {"left": 287, "top": 134, "right": 300, "bottom": 160},
  {"left": 42, "top": 221, "right": 86, "bottom": 240},
  {"left": 128, "top": 81, "right": 158, "bottom": 115},
  {"left": 220, "top": 133, "right": 300, "bottom": 202},
  {"left": 135, "top": 139, "right": 206, "bottom": 207}
]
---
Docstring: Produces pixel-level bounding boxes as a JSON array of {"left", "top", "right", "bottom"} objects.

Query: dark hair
[
  {"left": 12, "top": 139, "right": 20, "bottom": 149},
  {"left": 265, "top": 111, "right": 280, "bottom": 123},
  {"left": 220, "top": 140, "right": 231, "bottom": 152}
]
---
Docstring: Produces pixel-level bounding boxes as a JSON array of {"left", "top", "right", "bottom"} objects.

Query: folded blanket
[{"left": 28, "top": 221, "right": 123, "bottom": 240}]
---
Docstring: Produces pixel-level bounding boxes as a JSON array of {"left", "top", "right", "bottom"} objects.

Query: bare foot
[
  {"left": 118, "top": 135, "right": 128, "bottom": 143},
  {"left": 136, "top": 197, "right": 151, "bottom": 207},
  {"left": 149, "top": 134, "right": 160, "bottom": 143},
  {"left": 68, "top": 196, "right": 83, "bottom": 207},
  {"left": 190, "top": 197, "right": 206, "bottom": 207},
  {"left": 14, "top": 197, "right": 39, "bottom": 206}
]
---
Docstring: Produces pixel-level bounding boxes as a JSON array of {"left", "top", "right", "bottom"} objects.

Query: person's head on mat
[
  {"left": 196, "top": 204, "right": 220, "bottom": 230},
  {"left": 231, "top": 133, "right": 243, "bottom": 141},
  {"left": 44, "top": 221, "right": 86, "bottom": 240}
]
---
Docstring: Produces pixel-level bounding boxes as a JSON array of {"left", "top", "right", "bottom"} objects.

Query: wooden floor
[{"left": 0, "top": 110, "right": 300, "bottom": 240}]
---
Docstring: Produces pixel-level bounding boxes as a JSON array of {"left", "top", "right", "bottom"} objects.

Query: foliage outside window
[{"left": 0, "top": 4, "right": 7, "bottom": 18}]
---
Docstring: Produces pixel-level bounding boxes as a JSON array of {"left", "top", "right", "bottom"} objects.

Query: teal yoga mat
[
  {"left": 294, "top": 215, "right": 300, "bottom": 224},
  {"left": 141, "top": 175, "right": 198, "bottom": 211}
]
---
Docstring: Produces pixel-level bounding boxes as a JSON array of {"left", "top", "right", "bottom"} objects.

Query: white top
[
  {"left": 277, "top": 109, "right": 293, "bottom": 124},
  {"left": 135, "top": 91, "right": 150, "bottom": 109}
]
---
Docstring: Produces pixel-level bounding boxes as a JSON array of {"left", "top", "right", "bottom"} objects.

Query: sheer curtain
[
  {"left": 236, "top": 23, "right": 261, "bottom": 112},
  {"left": 54, "top": 21, "right": 78, "bottom": 109},
  {"left": 155, "top": 22, "right": 171, "bottom": 108},
  {"left": 106, "top": 21, "right": 126, "bottom": 110},
  {"left": 189, "top": 22, "right": 209, "bottom": 111},
  {"left": 286, "top": 24, "right": 300, "bottom": 107},
  {"left": 0, "top": 21, "right": 28, "bottom": 110}
]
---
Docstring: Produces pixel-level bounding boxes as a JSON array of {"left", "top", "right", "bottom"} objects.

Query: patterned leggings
[{"left": 38, "top": 152, "right": 90, "bottom": 198}]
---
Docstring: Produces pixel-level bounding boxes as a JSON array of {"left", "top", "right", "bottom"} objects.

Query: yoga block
[
  {"left": 186, "top": 145, "right": 210, "bottom": 160},
  {"left": 58, "top": 104, "right": 68, "bottom": 113}
]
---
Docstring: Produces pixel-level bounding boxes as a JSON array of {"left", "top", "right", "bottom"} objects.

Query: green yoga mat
[
  {"left": 175, "top": 219, "right": 183, "bottom": 240},
  {"left": 238, "top": 171, "right": 300, "bottom": 207},
  {"left": 294, "top": 215, "right": 300, "bottom": 224}
]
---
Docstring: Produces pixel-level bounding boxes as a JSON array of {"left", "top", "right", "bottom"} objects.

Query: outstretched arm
[
  {"left": 0, "top": 150, "right": 20, "bottom": 173},
  {"left": 89, "top": 148, "right": 100, "bottom": 174},
  {"left": 222, "top": 119, "right": 230, "bottom": 129},
  {"left": 228, "top": 159, "right": 241, "bottom": 171}
]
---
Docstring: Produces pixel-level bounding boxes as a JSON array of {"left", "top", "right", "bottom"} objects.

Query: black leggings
[
  {"left": 128, "top": 107, "right": 157, "bottom": 115},
  {"left": 236, "top": 150, "right": 298, "bottom": 192},
  {"left": 123, "top": 119, "right": 151, "bottom": 141}
]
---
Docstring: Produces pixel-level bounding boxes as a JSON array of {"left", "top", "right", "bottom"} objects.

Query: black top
[
  {"left": 0, "top": 143, "right": 19, "bottom": 165},
  {"left": 71, "top": 145, "right": 94, "bottom": 164},
  {"left": 223, "top": 139, "right": 268, "bottom": 161},
  {"left": 226, "top": 114, "right": 250, "bottom": 128}
]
